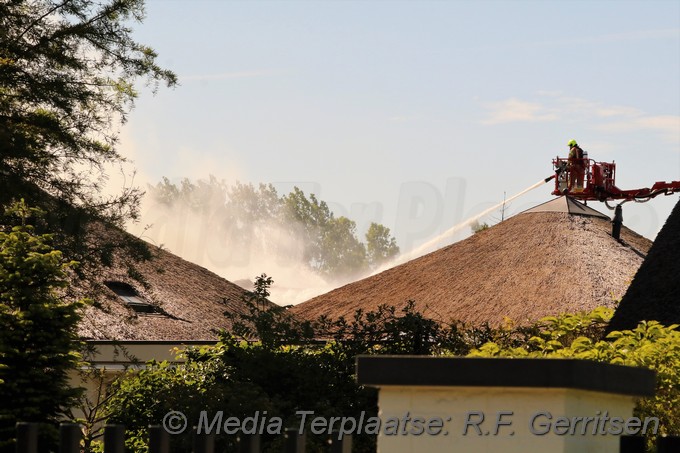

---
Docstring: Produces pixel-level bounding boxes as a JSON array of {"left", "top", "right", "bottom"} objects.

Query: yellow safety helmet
[{"left": 568, "top": 139, "right": 578, "bottom": 147}]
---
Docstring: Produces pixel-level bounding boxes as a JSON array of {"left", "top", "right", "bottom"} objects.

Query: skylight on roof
[{"left": 104, "top": 281, "right": 158, "bottom": 314}]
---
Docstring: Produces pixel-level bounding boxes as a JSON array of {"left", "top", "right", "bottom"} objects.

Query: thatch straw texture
[
  {"left": 77, "top": 231, "right": 254, "bottom": 340},
  {"left": 291, "top": 208, "right": 651, "bottom": 327}
]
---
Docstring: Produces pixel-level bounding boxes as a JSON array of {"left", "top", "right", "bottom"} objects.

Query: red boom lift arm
[{"left": 548, "top": 157, "right": 680, "bottom": 203}]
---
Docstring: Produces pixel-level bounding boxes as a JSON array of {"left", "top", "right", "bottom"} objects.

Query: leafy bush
[
  {"left": 96, "top": 279, "right": 679, "bottom": 452},
  {"left": 469, "top": 307, "right": 680, "bottom": 449},
  {"left": 0, "top": 202, "right": 85, "bottom": 451}
]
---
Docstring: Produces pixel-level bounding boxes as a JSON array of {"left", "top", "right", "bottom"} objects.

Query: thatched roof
[
  {"left": 608, "top": 198, "right": 680, "bottom": 331},
  {"left": 76, "top": 227, "right": 255, "bottom": 341},
  {"left": 291, "top": 198, "right": 652, "bottom": 327}
]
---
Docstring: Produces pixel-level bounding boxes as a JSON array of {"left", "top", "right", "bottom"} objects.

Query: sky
[{"left": 116, "top": 0, "right": 680, "bottom": 302}]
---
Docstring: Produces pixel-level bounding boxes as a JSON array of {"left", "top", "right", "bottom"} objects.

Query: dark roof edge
[{"left": 356, "top": 356, "right": 655, "bottom": 397}]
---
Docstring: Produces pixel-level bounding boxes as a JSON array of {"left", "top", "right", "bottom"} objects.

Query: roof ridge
[{"left": 520, "top": 196, "right": 610, "bottom": 219}]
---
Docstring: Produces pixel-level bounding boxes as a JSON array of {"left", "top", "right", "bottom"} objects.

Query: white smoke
[{"left": 125, "top": 180, "right": 348, "bottom": 306}]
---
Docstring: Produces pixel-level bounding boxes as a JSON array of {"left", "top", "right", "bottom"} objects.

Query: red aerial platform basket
[{"left": 550, "top": 157, "right": 680, "bottom": 203}]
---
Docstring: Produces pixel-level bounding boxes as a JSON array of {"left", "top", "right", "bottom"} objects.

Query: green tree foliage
[
  {"left": 470, "top": 220, "right": 490, "bottom": 234},
  {"left": 0, "top": 0, "right": 176, "bottom": 277},
  {"left": 0, "top": 0, "right": 176, "bottom": 216},
  {"left": 149, "top": 179, "right": 398, "bottom": 278},
  {"left": 227, "top": 274, "right": 314, "bottom": 348},
  {"left": 0, "top": 201, "right": 84, "bottom": 449},
  {"left": 319, "top": 216, "right": 367, "bottom": 276},
  {"left": 469, "top": 308, "right": 680, "bottom": 449},
  {"left": 101, "top": 293, "right": 680, "bottom": 452},
  {"left": 100, "top": 276, "right": 487, "bottom": 452},
  {"left": 227, "top": 181, "right": 282, "bottom": 225},
  {"left": 282, "top": 186, "right": 339, "bottom": 272},
  {"left": 365, "top": 222, "right": 399, "bottom": 267}
]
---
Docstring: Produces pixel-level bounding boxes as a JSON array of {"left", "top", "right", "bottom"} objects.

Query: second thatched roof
[
  {"left": 608, "top": 198, "right": 680, "bottom": 331},
  {"left": 75, "top": 224, "right": 258, "bottom": 341}
]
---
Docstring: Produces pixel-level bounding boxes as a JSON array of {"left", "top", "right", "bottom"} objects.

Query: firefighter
[{"left": 567, "top": 139, "right": 585, "bottom": 192}]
